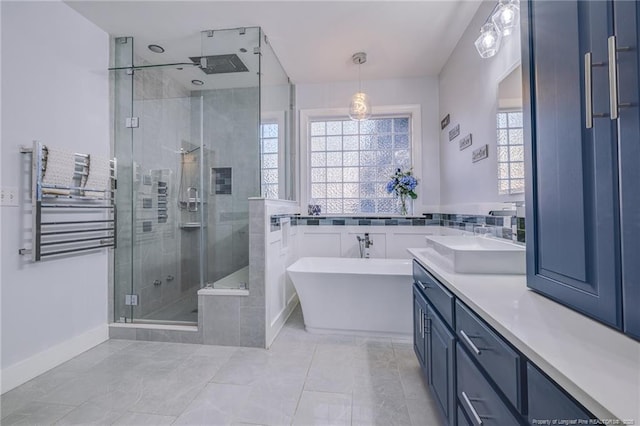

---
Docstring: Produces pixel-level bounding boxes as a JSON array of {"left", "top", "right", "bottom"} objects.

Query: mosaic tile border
[
  {"left": 293, "top": 216, "right": 437, "bottom": 227},
  {"left": 269, "top": 212, "right": 525, "bottom": 243}
]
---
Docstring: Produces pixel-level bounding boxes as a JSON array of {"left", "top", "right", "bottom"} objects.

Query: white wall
[
  {"left": 296, "top": 225, "right": 465, "bottom": 259},
  {"left": 296, "top": 77, "right": 441, "bottom": 212},
  {"left": 263, "top": 200, "right": 300, "bottom": 347},
  {"left": 438, "top": 0, "right": 523, "bottom": 214},
  {"left": 1, "top": 1, "right": 110, "bottom": 392}
]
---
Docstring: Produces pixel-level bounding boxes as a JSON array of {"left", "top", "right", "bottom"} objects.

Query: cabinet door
[
  {"left": 413, "top": 285, "right": 427, "bottom": 368},
  {"left": 523, "top": 0, "right": 622, "bottom": 328},
  {"left": 426, "top": 304, "right": 456, "bottom": 426},
  {"left": 614, "top": 0, "right": 640, "bottom": 339},
  {"left": 527, "top": 363, "right": 593, "bottom": 423}
]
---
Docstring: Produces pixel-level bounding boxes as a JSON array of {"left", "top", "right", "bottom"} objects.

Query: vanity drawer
[
  {"left": 527, "top": 362, "right": 593, "bottom": 424},
  {"left": 455, "top": 300, "right": 522, "bottom": 410},
  {"left": 457, "top": 343, "right": 522, "bottom": 426},
  {"left": 413, "top": 260, "right": 454, "bottom": 328}
]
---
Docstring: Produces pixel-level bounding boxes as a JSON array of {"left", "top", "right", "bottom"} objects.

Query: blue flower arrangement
[{"left": 386, "top": 168, "right": 418, "bottom": 215}]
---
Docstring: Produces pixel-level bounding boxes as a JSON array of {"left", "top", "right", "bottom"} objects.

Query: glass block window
[
  {"left": 497, "top": 110, "right": 524, "bottom": 195},
  {"left": 261, "top": 122, "right": 279, "bottom": 199},
  {"left": 308, "top": 116, "right": 412, "bottom": 214}
]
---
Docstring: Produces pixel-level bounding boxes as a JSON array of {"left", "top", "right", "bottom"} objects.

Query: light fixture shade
[
  {"left": 492, "top": 0, "right": 520, "bottom": 36},
  {"left": 349, "top": 92, "right": 372, "bottom": 121},
  {"left": 474, "top": 23, "right": 502, "bottom": 58}
]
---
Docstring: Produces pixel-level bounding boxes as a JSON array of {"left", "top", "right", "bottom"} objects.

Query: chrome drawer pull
[
  {"left": 584, "top": 52, "right": 608, "bottom": 129},
  {"left": 460, "top": 329, "right": 481, "bottom": 355},
  {"left": 607, "top": 35, "right": 633, "bottom": 120},
  {"left": 419, "top": 308, "right": 423, "bottom": 336},
  {"left": 585, "top": 52, "right": 593, "bottom": 128},
  {"left": 417, "top": 280, "right": 429, "bottom": 290},
  {"left": 608, "top": 36, "right": 619, "bottom": 120},
  {"left": 462, "top": 391, "right": 484, "bottom": 425}
]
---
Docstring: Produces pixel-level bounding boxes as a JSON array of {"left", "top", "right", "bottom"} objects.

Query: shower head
[
  {"left": 180, "top": 146, "right": 201, "bottom": 155},
  {"left": 189, "top": 54, "right": 249, "bottom": 75}
]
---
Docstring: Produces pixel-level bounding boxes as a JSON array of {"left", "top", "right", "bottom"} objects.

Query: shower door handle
[{"left": 187, "top": 187, "right": 198, "bottom": 212}]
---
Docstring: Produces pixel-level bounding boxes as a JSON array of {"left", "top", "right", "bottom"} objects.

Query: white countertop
[{"left": 408, "top": 248, "right": 640, "bottom": 423}]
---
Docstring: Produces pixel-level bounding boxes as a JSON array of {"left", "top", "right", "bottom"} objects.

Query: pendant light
[{"left": 349, "top": 52, "right": 372, "bottom": 121}]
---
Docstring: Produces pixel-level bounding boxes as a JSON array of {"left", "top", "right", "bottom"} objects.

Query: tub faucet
[
  {"left": 364, "top": 233, "right": 373, "bottom": 249},
  {"left": 356, "top": 233, "right": 373, "bottom": 258}
]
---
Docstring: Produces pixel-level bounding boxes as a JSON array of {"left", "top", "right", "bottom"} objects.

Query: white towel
[
  {"left": 85, "top": 155, "right": 112, "bottom": 196},
  {"left": 41, "top": 146, "right": 76, "bottom": 194}
]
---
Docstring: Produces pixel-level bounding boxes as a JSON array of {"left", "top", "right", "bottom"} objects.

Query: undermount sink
[{"left": 420, "top": 235, "right": 525, "bottom": 274}]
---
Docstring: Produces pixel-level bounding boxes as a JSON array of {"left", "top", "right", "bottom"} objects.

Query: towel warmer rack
[{"left": 19, "top": 141, "right": 116, "bottom": 261}]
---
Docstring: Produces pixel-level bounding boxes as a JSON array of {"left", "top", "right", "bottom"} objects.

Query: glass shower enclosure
[{"left": 111, "top": 27, "right": 293, "bottom": 324}]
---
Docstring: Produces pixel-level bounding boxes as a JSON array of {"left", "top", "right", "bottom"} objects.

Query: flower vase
[{"left": 399, "top": 194, "right": 412, "bottom": 216}]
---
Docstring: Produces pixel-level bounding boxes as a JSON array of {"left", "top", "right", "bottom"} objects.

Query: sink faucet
[
  {"left": 473, "top": 224, "right": 492, "bottom": 236},
  {"left": 356, "top": 233, "right": 374, "bottom": 258}
]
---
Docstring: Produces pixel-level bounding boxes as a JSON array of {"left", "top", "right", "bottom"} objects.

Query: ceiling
[{"left": 66, "top": 0, "right": 482, "bottom": 84}]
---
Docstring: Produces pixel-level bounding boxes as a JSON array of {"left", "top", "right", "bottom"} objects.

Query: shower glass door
[
  {"left": 113, "top": 36, "right": 204, "bottom": 324},
  {"left": 129, "top": 91, "right": 203, "bottom": 323}
]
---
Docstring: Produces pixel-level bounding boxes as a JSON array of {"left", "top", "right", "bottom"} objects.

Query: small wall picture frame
[
  {"left": 448, "top": 124, "right": 460, "bottom": 141},
  {"left": 459, "top": 134, "right": 473, "bottom": 151},
  {"left": 472, "top": 144, "right": 489, "bottom": 163},
  {"left": 440, "top": 114, "right": 450, "bottom": 130}
]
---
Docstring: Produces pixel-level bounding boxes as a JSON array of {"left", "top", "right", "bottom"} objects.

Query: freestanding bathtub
[{"left": 286, "top": 257, "right": 413, "bottom": 337}]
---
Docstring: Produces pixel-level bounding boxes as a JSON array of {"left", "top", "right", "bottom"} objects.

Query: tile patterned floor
[{"left": 0, "top": 307, "right": 443, "bottom": 425}]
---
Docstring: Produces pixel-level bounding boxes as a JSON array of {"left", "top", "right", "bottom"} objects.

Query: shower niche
[{"left": 112, "top": 27, "right": 294, "bottom": 327}]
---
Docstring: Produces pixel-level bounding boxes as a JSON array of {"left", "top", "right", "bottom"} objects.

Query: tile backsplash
[
  {"left": 269, "top": 212, "right": 525, "bottom": 243},
  {"left": 435, "top": 213, "right": 522, "bottom": 242}
]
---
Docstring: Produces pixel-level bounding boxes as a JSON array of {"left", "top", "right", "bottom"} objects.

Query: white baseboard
[
  {"left": 1, "top": 324, "right": 109, "bottom": 394},
  {"left": 266, "top": 294, "right": 299, "bottom": 348}
]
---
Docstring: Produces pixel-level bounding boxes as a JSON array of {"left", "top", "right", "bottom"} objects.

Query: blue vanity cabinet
[
  {"left": 413, "top": 260, "right": 456, "bottom": 425},
  {"left": 614, "top": 0, "right": 640, "bottom": 339},
  {"left": 413, "top": 284, "right": 427, "bottom": 368},
  {"left": 523, "top": 0, "right": 623, "bottom": 329},
  {"left": 527, "top": 363, "right": 594, "bottom": 424},
  {"left": 425, "top": 303, "right": 456, "bottom": 426},
  {"left": 412, "top": 259, "right": 599, "bottom": 425}
]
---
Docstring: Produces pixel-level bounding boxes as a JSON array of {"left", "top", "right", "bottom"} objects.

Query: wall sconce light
[
  {"left": 475, "top": 0, "right": 520, "bottom": 59},
  {"left": 475, "top": 23, "right": 502, "bottom": 59},
  {"left": 349, "top": 52, "right": 372, "bottom": 121},
  {"left": 492, "top": 0, "right": 520, "bottom": 36}
]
